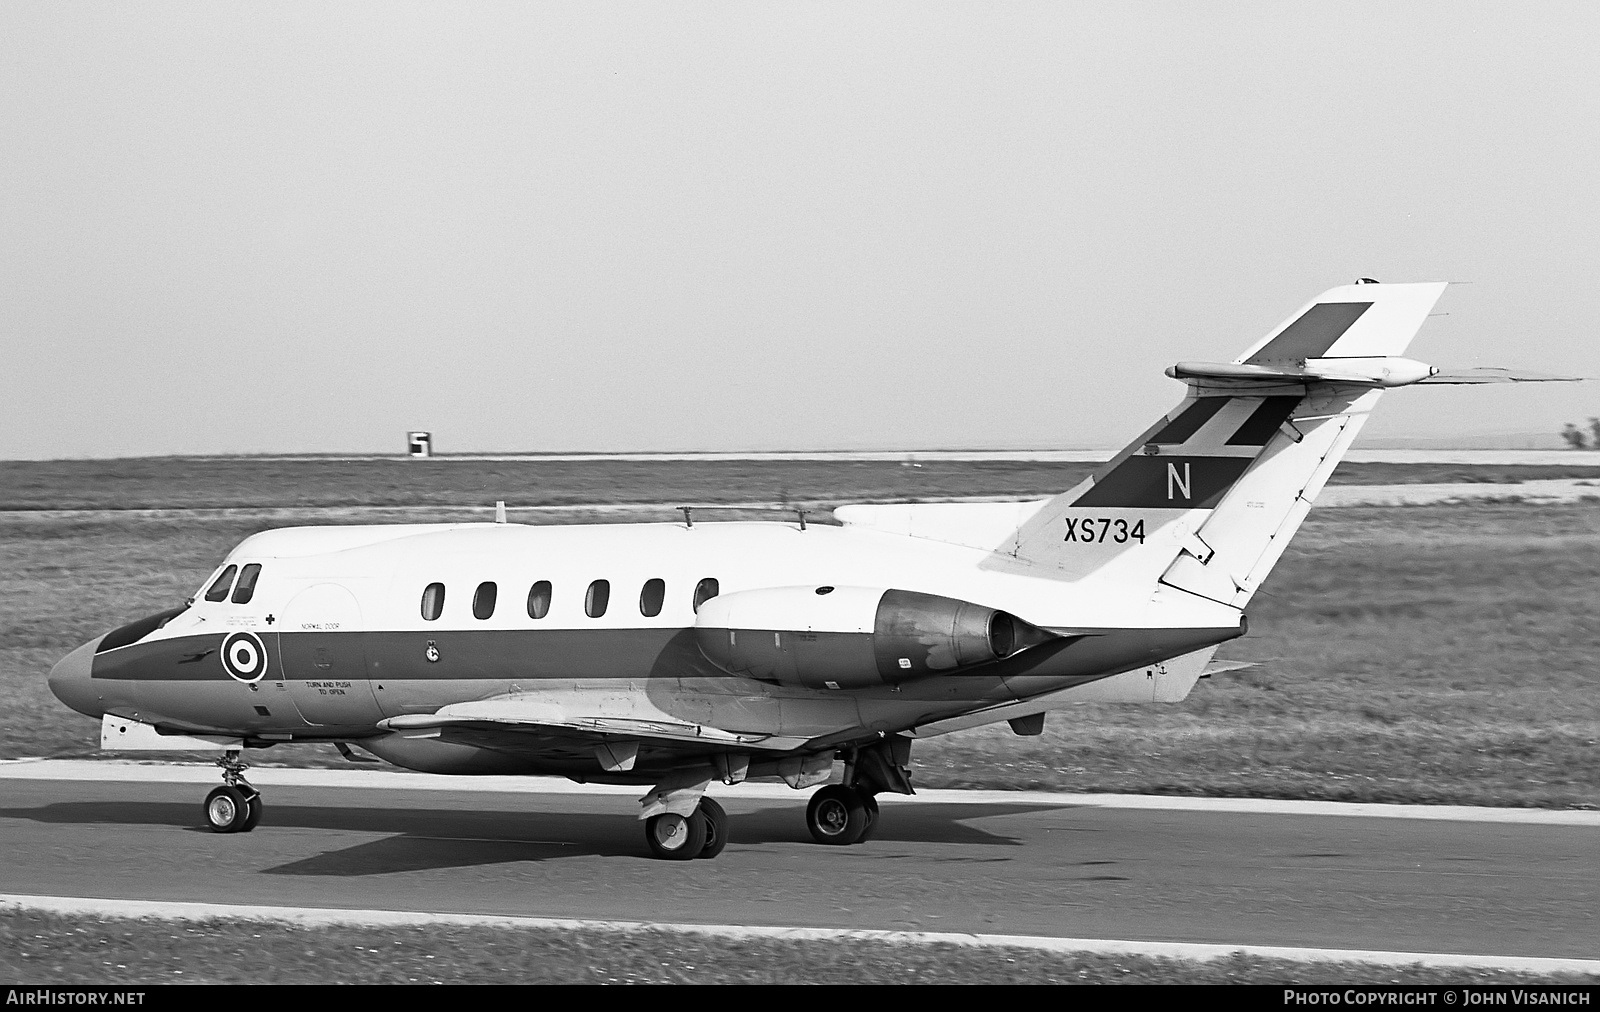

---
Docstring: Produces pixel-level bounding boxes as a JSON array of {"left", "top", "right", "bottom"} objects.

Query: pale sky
[{"left": 4, "top": 2, "right": 1598, "bottom": 459}]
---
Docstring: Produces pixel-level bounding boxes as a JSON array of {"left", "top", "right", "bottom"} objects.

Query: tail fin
[{"left": 1002, "top": 281, "right": 1448, "bottom": 609}]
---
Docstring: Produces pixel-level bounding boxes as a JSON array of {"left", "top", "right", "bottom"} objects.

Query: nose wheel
[{"left": 204, "top": 751, "right": 262, "bottom": 833}]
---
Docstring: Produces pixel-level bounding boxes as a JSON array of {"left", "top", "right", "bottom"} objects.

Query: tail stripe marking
[
  {"left": 1245, "top": 302, "right": 1372, "bottom": 363},
  {"left": 1226, "top": 396, "right": 1303, "bottom": 446},
  {"left": 1073, "top": 456, "right": 1253, "bottom": 509},
  {"left": 1150, "top": 397, "right": 1229, "bottom": 444}
]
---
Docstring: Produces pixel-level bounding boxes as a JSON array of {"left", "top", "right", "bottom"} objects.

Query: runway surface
[{"left": 1, "top": 764, "right": 1595, "bottom": 962}]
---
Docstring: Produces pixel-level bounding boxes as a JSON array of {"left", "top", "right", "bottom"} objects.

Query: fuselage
[
  {"left": 48, "top": 516, "right": 1240, "bottom": 775},
  {"left": 39, "top": 281, "right": 1475, "bottom": 858}
]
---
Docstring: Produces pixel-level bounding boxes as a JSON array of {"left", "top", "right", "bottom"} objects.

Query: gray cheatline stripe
[
  {"left": 4, "top": 760, "right": 1599, "bottom": 825},
  {"left": 2, "top": 894, "right": 1596, "bottom": 974}
]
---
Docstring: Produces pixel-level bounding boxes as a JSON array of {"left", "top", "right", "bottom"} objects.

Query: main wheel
[
  {"left": 645, "top": 810, "right": 708, "bottom": 860},
  {"left": 204, "top": 786, "right": 251, "bottom": 834},
  {"left": 241, "top": 792, "right": 263, "bottom": 832},
  {"left": 807, "top": 785, "right": 869, "bottom": 845},
  {"left": 696, "top": 797, "right": 728, "bottom": 859},
  {"left": 858, "top": 793, "right": 880, "bottom": 842}
]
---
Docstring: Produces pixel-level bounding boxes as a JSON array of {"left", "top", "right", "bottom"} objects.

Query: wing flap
[{"left": 381, "top": 701, "right": 807, "bottom": 752}]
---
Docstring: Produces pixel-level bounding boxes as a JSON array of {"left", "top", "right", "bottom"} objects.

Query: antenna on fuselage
[
  {"left": 494, "top": 500, "right": 507, "bottom": 524},
  {"left": 679, "top": 506, "right": 693, "bottom": 528},
  {"left": 796, "top": 508, "right": 809, "bottom": 531}
]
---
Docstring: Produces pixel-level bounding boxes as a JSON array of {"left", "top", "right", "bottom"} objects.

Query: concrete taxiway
[{"left": 0, "top": 761, "right": 1595, "bottom": 969}]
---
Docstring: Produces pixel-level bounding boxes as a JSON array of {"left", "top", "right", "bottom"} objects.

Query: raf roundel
[{"left": 220, "top": 631, "right": 269, "bottom": 683}]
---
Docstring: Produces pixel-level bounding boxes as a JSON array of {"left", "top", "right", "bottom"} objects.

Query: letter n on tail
[{"left": 1167, "top": 461, "right": 1192, "bottom": 502}]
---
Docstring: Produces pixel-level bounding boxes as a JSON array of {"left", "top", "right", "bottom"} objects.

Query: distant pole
[{"left": 407, "top": 431, "right": 433, "bottom": 458}]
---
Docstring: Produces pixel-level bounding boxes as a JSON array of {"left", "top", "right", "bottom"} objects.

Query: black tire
[
  {"left": 696, "top": 797, "right": 728, "bottom": 859},
  {"left": 241, "top": 792, "right": 263, "bottom": 832},
  {"left": 204, "top": 786, "right": 251, "bottom": 834},
  {"left": 807, "top": 785, "right": 868, "bottom": 845},
  {"left": 645, "top": 810, "right": 708, "bottom": 860},
  {"left": 858, "top": 793, "right": 880, "bottom": 843}
]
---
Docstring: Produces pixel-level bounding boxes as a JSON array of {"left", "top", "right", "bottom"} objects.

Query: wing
[{"left": 380, "top": 697, "right": 808, "bottom": 773}]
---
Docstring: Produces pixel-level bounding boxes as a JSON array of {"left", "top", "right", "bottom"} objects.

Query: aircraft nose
[{"left": 48, "top": 636, "right": 106, "bottom": 718}]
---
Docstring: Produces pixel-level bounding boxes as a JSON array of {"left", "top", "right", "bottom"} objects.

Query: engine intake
[{"left": 694, "top": 586, "right": 1051, "bottom": 690}]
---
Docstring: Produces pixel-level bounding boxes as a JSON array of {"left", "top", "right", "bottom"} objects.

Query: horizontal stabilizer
[
  {"left": 1418, "top": 367, "right": 1588, "bottom": 384},
  {"left": 1167, "top": 357, "right": 1440, "bottom": 388}
]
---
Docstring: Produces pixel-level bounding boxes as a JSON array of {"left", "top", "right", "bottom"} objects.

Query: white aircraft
[{"left": 48, "top": 280, "right": 1564, "bottom": 859}]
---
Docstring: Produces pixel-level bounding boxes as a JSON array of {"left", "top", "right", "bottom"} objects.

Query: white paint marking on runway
[
  {"left": 3, "top": 759, "right": 1598, "bottom": 825},
  {"left": 2, "top": 893, "right": 1596, "bottom": 975}
]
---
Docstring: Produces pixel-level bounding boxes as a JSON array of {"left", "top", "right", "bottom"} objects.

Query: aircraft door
[{"left": 274, "top": 583, "right": 383, "bottom": 728}]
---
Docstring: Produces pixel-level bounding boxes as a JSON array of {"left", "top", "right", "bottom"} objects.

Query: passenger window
[
  {"left": 473, "top": 581, "right": 497, "bottom": 620},
  {"left": 231, "top": 564, "right": 262, "bottom": 604},
  {"left": 204, "top": 565, "right": 237, "bottom": 603},
  {"left": 527, "top": 581, "right": 552, "bottom": 620},
  {"left": 585, "top": 579, "right": 610, "bottom": 618},
  {"left": 693, "top": 578, "right": 720, "bottom": 613},
  {"left": 421, "top": 582, "right": 445, "bottom": 621},
  {"left": 639, "top": 578, "right": 665, "bottom": 617}
]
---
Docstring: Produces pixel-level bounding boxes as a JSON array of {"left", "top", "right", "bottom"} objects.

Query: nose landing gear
[{"left": 203, "top": 751, "right": 262, "bottom": 833}]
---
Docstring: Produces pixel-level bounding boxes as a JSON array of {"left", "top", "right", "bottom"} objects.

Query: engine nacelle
[{"left": 694, "top": 585, "right": 1050, "bottom": 690}]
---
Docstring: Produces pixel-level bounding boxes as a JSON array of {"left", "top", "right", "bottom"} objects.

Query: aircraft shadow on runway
[{"left": 0, "top": 800, "right": 1072, "bottom": 874}]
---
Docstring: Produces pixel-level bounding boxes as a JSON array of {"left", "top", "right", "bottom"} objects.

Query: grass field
[
  {"left": 5, "top": 457, "right": 1600, "bottom": 511},
  {"left": 3, "top": 456, "right": 1597, "bottom": 808},
  {"left": 917, "top": 502, "right": 1600, "bottom": 808},
  {"left": 2, "top": 910, "right": 1592, "bottom": 985}
]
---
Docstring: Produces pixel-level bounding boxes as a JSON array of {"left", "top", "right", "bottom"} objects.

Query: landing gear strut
[
  {"left": 804, "top": 735, "right": 909, "bottom": 846},
  {"left": 204, "top": 750, "right": 261, "bottom": 834}
]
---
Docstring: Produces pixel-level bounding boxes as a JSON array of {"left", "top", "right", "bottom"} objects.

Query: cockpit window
[
  {"left": 421, "top": 582, "right": 445, "bottom": 621},
  {"left": 230, "top": 564, "right": 262, "bottom": 604},
  {"left": 204, "top": 566, "right": 237, "bottom": 603}
]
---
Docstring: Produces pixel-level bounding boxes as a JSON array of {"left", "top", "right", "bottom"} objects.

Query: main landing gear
[
  {"left": 637, "top": 737, "right": 912, "bottom": 859},
  {"left": 644, "top": 796, "right": 727, "bottom": 860},
  {"left": 203, "top": 750, "right": 262, "bottom": 834},
  {"left": 806, "top": 784, "right": 879, "bottom": 846},
  {"left": 803, "top": 735, "right": 909, "bottom": 846}
]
